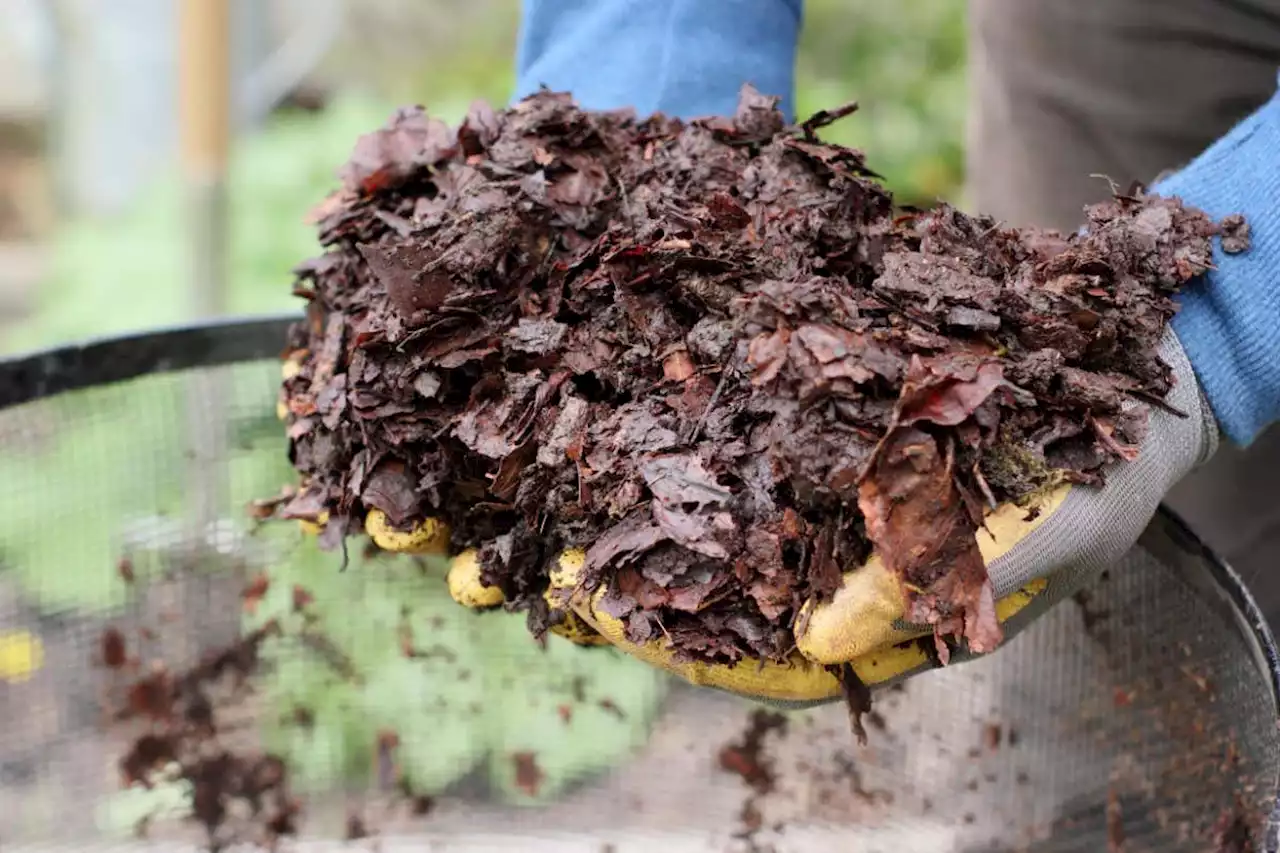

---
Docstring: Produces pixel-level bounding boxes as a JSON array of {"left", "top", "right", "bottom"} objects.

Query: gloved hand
[
  {"left": 294, "top": 328, "right": 1216, "bottom": 703},
  {"left": 796, "top": 330, "right": 1216, "bottom": 677},
  {"left": 512, "top": 0, "right": 1269, "bottom": 696},
  {"left": 279, "top": 357, "right": 613, "bottom": 650}
]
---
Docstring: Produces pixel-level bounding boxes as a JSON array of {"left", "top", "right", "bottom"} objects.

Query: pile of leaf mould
[{"left": 279, "top": 85, "right": 1246, "bottom": 673}]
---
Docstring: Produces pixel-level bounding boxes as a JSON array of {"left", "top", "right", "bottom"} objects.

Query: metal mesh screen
[{"left": 0, "top": 320, "right": 1277, "bottom": 853}]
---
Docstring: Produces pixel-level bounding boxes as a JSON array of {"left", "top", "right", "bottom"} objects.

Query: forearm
[
  {"left": 1157, "top": 77, "right": 1280, "bottom": 446},
  {"left": 514, "top": 0, "right": 803, "bottom": 120}
]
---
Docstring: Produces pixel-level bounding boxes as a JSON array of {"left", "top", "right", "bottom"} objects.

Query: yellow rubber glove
[
  {"left": 343, "top": 506, "right": 612, "bottom": 649},
  {"left": 532, "top": 485, "right": 1066, "bottom": 703},
  {"left": 357, "top": 484, "right": 1066, "bottom": 704},
  {"left": 793, "top": 485, "right": 1067, "bottom": 671},
  {"left": 0, "top": 629, "right": 44, "bottom": 684}
]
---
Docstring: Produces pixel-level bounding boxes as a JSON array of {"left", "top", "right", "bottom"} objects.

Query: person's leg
[{"left": 966, "top": 0, "right": 1280, "bottom": 620}]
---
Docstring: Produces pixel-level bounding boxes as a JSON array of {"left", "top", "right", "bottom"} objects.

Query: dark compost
[{"left": 279, "top": 85, "right": 1246, "bottom": 670}]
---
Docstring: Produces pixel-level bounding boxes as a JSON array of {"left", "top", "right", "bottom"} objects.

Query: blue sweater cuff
[
  {"left": 1158, "top": 78, "right": 1280, "bottom": 446},
  {"left": 513, "top": 0, "right": 802, "bottom": 120}
]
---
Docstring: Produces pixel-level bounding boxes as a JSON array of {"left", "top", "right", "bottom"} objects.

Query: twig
[
  {"left": 972, "top": 462, "right": 998, "bottom": 510},
  {"left": 831, "top": 662, "right": 872, "bottom": 746},
  {"left": 687, "top": 356, "right": 736, "bottom": 445},
  {"left": 1123, "top": 386, "right": 1188, "bottom": 418},
  {"left": 799, "top": 101, "right": 860, "bottom": 140}
]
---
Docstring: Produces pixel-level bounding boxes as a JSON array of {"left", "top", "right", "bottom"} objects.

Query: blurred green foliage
[
  {"left": 245, "top": 535, "right": 666, "bottom": 802},
  {"left": 798, "top": 0, "right": 966, "bottom": 206},
  {"left": 2, "top": 97, "right": 398, "bottom": 354}
]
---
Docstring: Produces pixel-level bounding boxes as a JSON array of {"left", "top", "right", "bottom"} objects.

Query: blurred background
[{"left": 0, "top": 0, "right": 965, "bottom": 353}]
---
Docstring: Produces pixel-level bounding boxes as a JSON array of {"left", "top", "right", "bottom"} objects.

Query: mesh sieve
[{"left": 0, "top": 315, "right": 1277, "bottom": 853}]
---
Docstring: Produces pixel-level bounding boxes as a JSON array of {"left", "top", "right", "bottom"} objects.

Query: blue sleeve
[
  {"left": 513, "top": 0, "right": 803, "bottom": 121},
  {"left": 1157, "top": 77, "right": 1280, "bottom": 446}
]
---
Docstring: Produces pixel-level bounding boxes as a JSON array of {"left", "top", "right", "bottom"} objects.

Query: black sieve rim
[
  {"left": 2, "top": 316, "right": 1279, "bottom": 845},
  {"left": 0, "top": 312, "right": 301, "bottom": 409},
  {"left": 1145, "top": 507, "right": 1280, "bottom": 850}
]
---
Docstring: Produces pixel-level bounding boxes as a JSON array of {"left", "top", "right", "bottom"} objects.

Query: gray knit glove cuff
[{"left": 758, "top": 328, "right": 1217, "bottom": 710}]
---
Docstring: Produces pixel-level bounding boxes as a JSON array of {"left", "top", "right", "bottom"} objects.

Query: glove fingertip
[
  {"left": 365, "top": 510, "right": 450, "bottom": 555},
  {"left": 446, "top": 549, "right": 505, "bottom": 609}
]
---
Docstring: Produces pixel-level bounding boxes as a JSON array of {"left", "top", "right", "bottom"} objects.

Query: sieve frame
[
  {"left": 0, "top": 313, "right": 297, "bottom": 408},
  {"left": 1143, "top": 506, "right": 1280, "bottom": 850},
  {"left": 2, "top": 315, "right": 1279, "bottom": 849}
]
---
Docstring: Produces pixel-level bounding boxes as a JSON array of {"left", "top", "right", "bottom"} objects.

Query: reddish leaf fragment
[
  {"left": 894, "top": 356, "right": 1009, "bottom": 429},
  {"left": 548, "top": 161, "right": 610, "bottom": 208},
  {"left": 376, "top": 730, "right": 401, "bottom": 790},
  {"left": 716, "top": 709, "right": 787, "bottom": 793},
  {"left": 291, "top": 585, "right": 315, "bottom": 612},
  {"left": 859, "top": 428, "right": 1000, "bottom": 655},
  {"left": 362, "top": 460, "right": 424, "bottom": 527},
  {"left": 792, "top": 325, "right": 876, "bottom": 384},
  {"left": 120, "top": 733, "right": 177, "bottom": 786},
  {"left": 805, "top": 525, "right": 843, "bottom": 604},
  {"left": 125, "top": 668, "right": 175, "bottom": 721},
  {"left": 101, "top": 627, "right": 128, "bottom": 669},
  {"left": 358, "top": 241, "right": 455, "bottom": 321},
  {"left": 512, "top": 752, "right": 544, "bottom": 796},
  {"left": 1107, "top": 788, "right": 1126, "bottom": 853},
  {"left": 584, "top": 515, "right": 670, "bottom": 574},
  {"left": 458, "top": 100, "right": 502, "bottom": 156},
  {"left": 663, "top": 349, "right": 697, "bottom": 382},
  {"left": 491, "top": 441, "right": 537, "bottom": 502},
  {"left": 241, "top": 573, "right": 271, "bottom": 615},
  {"left": 339, "top": 105, "right": 456, "bottom": 195},
  {"left": 747, "top": 328, "right": 790, "bottom": 385}
]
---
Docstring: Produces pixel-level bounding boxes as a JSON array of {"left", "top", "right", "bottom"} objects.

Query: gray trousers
[{"left": 966, "top": 0, "right": 1280, "bottom": 625}]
